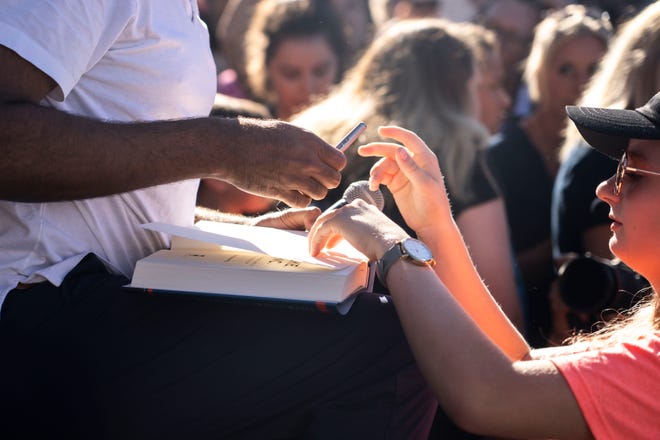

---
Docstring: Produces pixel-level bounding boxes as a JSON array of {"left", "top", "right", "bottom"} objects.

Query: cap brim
[{"left": 566, "top": 105, "right": 660, "bottom": 159}]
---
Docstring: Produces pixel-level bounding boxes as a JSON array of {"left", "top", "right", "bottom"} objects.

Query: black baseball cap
[{"left": 566, "top": 91, "right": 660, "bottom": 159}]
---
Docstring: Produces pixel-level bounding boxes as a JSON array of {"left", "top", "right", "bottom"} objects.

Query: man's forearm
[{"left": 0, "top": 102, "right": 241, "bottom": 202}]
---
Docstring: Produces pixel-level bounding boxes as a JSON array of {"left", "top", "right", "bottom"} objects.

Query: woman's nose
[{"left": 596, "top": 174, "right": 616, "bottom": 203}]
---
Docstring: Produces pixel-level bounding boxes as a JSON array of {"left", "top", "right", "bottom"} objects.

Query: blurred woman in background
[
  {"left": 244, "top": 0, "right": 347, "bottom": 120},
  {"left": 485, "top": 5, "right": 612, "bottom": 346},
  {"left": 449, "top": 21, "right": 511, "bottom": 136}
]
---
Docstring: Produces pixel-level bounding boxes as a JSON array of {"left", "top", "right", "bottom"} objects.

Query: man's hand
[
  {"left": 250, "top": 206, "right": 321, "bottom": 231},
  {"left": 215, "top": 118, "right": 346, "bottom": 208},
  {"left": 195, "top": 206, "right": 320, "bottom": 231}
]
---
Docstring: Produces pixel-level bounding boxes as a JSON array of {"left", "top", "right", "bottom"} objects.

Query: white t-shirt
[{"left": 0, "top": 0, "right": 217, "bottom": 305}]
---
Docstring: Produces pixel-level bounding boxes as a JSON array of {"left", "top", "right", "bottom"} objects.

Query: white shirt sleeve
[{"left": 0, "top": 0, "right": 136, "bottom": 100}]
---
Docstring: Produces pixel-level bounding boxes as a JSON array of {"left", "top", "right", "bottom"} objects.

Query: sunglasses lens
[{"left": 615, "top": 153, "right": 627, "bottom": 195}]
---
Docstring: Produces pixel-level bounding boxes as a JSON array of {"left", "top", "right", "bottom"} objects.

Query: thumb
[{"left": 279, "top": 206, "right": 320, "bottom": 230}]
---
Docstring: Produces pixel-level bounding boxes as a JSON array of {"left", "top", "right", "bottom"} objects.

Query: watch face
[{"left": 401, "top": 238, "right": 433, "bottom": 262}]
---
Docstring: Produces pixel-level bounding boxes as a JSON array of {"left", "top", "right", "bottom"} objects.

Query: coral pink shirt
[{"left": 552, "top": 332, "right": 660, "bottom": 439}]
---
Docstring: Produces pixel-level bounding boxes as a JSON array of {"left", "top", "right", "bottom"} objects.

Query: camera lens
[
  {"left": 558, "top": 256, "right": 617, "bottom": 313},
  {"left": 557, "top": 254, "right": 649, "bottom": 315}
]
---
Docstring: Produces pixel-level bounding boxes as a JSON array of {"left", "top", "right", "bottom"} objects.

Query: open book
[{"left": 126, "top": 221, "right": 374, "bottom": 314}]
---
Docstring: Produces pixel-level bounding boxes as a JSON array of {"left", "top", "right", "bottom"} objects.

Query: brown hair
[{"left": 245, "top": 0, "right": 347, "bottom": 105}]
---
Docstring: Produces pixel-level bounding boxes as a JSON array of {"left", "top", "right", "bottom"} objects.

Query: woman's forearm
[
  {"left": 417, "top": 221, "right": 530, "bottom": 360},
  {"left": 385, "top": 260, "right": 519, "bottom": 425}
]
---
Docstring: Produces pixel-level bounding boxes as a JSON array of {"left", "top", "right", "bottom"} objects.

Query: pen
[
  {"left": 335, "top": 121, "right": 367, "bottom": 152},
  {"left": 275, "top": 122, "right": 367, "bottom": 210}
]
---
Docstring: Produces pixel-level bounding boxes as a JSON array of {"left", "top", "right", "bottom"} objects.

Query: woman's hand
[
  {"left": 308, "top": 199, "right": 409, "bottom": 261},
  {"left": 358, "top": 126, "right": 453, "bottom": 237}
]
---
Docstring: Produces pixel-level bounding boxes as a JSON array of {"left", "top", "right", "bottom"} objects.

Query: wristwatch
[{"left": 376, "top": 238, "right": 436, "bottom": 289}]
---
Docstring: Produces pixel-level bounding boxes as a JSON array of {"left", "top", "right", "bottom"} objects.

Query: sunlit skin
[
  {"left": 476, "top": 52, "right": 511, "bottom": 134},
  {"left": 267, "top": 35, "right": 339, "bottom": 120},
  {"left": 596, "top": 139, "right": 660, "bottom": 281},
  {"left": 539, "top": 35, "right": 607, "bottom": 117}
]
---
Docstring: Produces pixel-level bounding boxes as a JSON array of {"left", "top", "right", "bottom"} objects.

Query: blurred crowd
[{"left": 196, "top": 0, "right": 659, "bottom": 349}]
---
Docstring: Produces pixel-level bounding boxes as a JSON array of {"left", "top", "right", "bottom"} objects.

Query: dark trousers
[{"left": 0, "top": 254, "right": 436, "bottom": 439}]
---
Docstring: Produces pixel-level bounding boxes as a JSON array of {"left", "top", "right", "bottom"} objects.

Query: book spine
[{"left": 125, "top": 287, "right": 355, "bottom": 315}]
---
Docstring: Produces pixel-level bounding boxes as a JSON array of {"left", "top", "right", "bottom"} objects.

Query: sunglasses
[{"left": 614, "top": 152, "right": 660, "bottom": 195}]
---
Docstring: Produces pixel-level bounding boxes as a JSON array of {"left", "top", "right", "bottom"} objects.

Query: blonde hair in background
[
  {"left": 368, "top": 0, "right": 395, "bottom": 29},
  {"left": 524, "top": 4, "right": 613, "bottom": 106},
  {"left": 293, "top": 18, "right": 487, "bottom": 195},
  {"left": 560, "top": 1, "right": 660, "bottom": 161}
]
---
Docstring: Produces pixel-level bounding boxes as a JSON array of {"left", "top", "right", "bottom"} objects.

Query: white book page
[{"left": 141, "top": 221, "right": 367, "bottom": 269}]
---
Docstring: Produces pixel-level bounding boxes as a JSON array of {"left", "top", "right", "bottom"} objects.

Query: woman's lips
[{"left": 609, "top": 215, "right": 622, "bottom": 231}]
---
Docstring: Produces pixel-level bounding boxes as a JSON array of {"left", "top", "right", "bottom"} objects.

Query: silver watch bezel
[{"left": 400, "top": 238, "right": 434, "bottom": 265}]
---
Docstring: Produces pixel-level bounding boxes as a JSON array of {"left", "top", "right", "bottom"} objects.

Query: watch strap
[
  {"left": 376, "top": 239, "right": 435, "bottom": 289},
  {"left": 376, "top": 242, "right": 404, "bottom": 289}
]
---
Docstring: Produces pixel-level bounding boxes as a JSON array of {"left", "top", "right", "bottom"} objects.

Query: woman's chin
[{"left": 609, "top": 236, "right": 623, "bottom": 257}]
